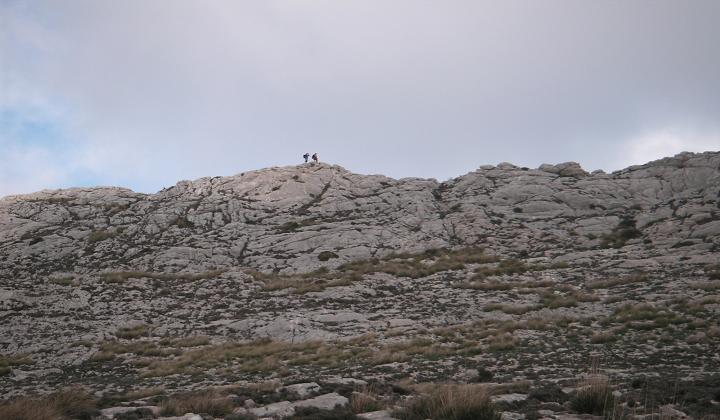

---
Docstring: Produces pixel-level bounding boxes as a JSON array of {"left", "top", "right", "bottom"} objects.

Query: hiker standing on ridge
[
  {"left": 303, "top": 152, "right": 310, "bottom": 163},
  {"left": 312, "top": 153, "right": 318, "bottom": 163}
]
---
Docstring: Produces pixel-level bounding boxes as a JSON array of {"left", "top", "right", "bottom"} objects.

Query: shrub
[
  {"left": 396, "top": 385, "right": 500, "bottom": 420},
  {"left": 172, "top": 216, "right": 194, "bottom": 228},
  {"left": 600, "top": 216, "right": 641, "bottom": 248},
  {"left": 571, "top": 377, "right": 614, "bottom": 416}
]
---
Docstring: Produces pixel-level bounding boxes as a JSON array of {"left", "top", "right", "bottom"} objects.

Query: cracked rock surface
[{"left": 1, "top": 151, "right": 719, "bottom": 419}]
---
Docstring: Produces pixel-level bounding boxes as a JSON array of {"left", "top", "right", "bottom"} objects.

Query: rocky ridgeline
[
  {"left": 1, "top": 151, "right": 719, "bottom": 419},
  {"left": 1, "top": 151, "right": 719, "bottom": 275}
]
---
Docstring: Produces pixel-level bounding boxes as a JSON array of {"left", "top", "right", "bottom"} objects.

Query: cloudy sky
[{"left": 1, "top": 0, "right": 719, "bottom": 197}]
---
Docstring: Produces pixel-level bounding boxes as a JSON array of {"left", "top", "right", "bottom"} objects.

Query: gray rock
[
  {"left": 283, "top": 382, "right": 321, "bottom": 398},
  {"left": 358, "top": 410, "right": 400, "bottom": 420},
  {"left": 491, "top": 393, "right": 528, "bottom": 403},
  {"left": 100, "top": 406, "right": 161, "bottom": 419},
  {"left": 250, "top": 401, "right": 295, "bottom": 418},
  {"left": 292, "top": 392, "right": 349, "bottom": 411}
]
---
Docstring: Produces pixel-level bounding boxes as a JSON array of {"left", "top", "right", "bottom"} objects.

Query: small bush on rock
[{"left": 600, "top": 216, "right": 641, "bottom": 248}]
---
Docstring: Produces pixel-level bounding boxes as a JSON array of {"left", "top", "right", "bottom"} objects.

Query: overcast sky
[{"left": 1, "top": 0, "right": 719, "bottom": 197}]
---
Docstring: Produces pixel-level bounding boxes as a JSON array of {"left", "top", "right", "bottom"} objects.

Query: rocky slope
[{"left": 1, "top": 151, "right": 719, "bottom": 419}]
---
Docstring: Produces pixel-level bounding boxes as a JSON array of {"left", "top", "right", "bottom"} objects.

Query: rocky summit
[{"left": 1, "top": 151, "right": 719, "bottom": 419}]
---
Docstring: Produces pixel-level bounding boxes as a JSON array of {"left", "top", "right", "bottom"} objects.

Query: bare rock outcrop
[{"left": 1, "top": 152, "right": 718, "bottom": 276}]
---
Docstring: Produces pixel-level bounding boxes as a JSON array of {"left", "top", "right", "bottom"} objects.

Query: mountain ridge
[
  {"left": 1, "top": 151, "right": 720, "bottom": 418},
  {"left": 1, "top": 151, "right": 718, "bottom": 276},
  {"left": 3, "top": 150, "right": 716, "bottom": 201}
]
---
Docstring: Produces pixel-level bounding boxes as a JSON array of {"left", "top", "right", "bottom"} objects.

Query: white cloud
[
  {"left": 0, "top": 146, "right": 69, "bottom": 197},
  {"left": 1, "top": 0, "right": 719, "bottom": 194},
  {"left": 619, "top": 128, "right": 720, "bottom": 169}
]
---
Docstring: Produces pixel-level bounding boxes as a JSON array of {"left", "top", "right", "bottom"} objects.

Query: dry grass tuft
[
  {"left": 252, "top": 268, "right": 358, "bottom": 294},
  {"left": 160, "top": 335, "right": 211, "bottom": 348},
  {"left": 350, "top": 385, "right": 384, "bottom": 413},
  {"left": 588, "top": 272, "right": 647, "bottom": 289},
  {"left": 487, "top": 333, "right": 518, "bottom": 352},
  {"left": 539, "top": 290, "right": 578, "bottom": 309},
  {"left": 606, "top": 303, "right": 685, "bottom": 330},
  {"left": 0, "top": 398, "right": 60, "bottom": 420},
  {"left": 160, "top": 390, "right": 234, "bottom": 416},
  {"left": 371, "top": 349, "right": 410, "bottom": 365},
  {"left": 115, "top": 324, "right": 149, "bottom": 339},
  {"left": 396, "top": 384, "right": 500, "bottom": 420},
  {"left": 142, "top": 338, "right": 372, "bottom": 377},
  {"left": 0, "top": 388, "right": 98, "bottom": 420},
  {"left": 571, "top": 376, "right": 614, "bottom": 416},
  {"left": 690, "top": 280, "right": 720, "bottom": 291},
  {"left": 48, "top": 388, "right": 98, "bottom": 420}
]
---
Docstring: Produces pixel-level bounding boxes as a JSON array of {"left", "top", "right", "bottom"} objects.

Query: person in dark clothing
[
  {"left": 303, "top": 153, "right": 310, "bottom": 163},
  {"left": 311, "top": 153, "right": 318, "bottom": 163}
]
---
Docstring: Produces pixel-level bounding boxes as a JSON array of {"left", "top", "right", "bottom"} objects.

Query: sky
[{"left": 1, "top": 0, "right": 719, "bottom": 197}]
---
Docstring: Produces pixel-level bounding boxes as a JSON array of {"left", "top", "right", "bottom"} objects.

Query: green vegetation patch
[
  {"left": 600, "top": 215, "right": 641, "bottom": 248},
  {"left": 339, "top": 247, "right": 498, "bottom": 279},
  {"left": 142, "top": 337, "right": 375, "bottom": 377},
  {"left": 254, "top": 247, "right": 500, "bottom": 294}
]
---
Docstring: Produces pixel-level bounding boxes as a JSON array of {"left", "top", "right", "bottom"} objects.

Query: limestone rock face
[
  {"left": 0, "top": 152, "right": 719, "bottom": 415},
  {"left": 1, "top": 152, "right": 718, "bottom": 275}
]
